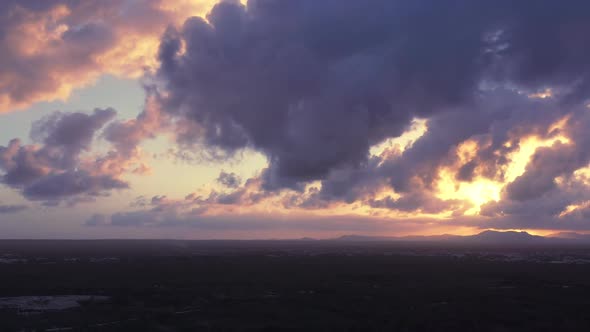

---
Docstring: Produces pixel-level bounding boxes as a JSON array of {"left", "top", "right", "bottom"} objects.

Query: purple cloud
[
  {"left": 0, "top": 204, "right": 28, "bottom": 214},
  {"left": 0, "top": 108, "right": 132, "bottom": 205}
]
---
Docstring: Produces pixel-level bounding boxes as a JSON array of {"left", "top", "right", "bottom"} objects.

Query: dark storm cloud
[
  {"left": 296, "top": 89, "right": 562, "bottom": 215},
  {"left": 157, "top": 0, "right": 499, "bottom": 189},
  {"left": 487, "top": 1, "right": 590, "bottom": 101},
  {"left": 156, "top": 0, "right": 590, "bottom": 197}
]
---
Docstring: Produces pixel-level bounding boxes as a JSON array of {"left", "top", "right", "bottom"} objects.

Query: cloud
[
  {"left": 0, "top": 0, "right": 220, "bottom": 113},
  {"left": 0, "top": 204, "right": 28, "bottom": 214},
  {"left": 156, "top": 0, "right": 489, "bottom": 189},
  {"left": 94, "top": 90, "right": 169, "bottom": 176},
  {"left": 0, "top": 108, "right": 137, "bottom": 205},
  {"left": 85, "top": 213, "right": 109, "bottom": 226},
  {"left": 217, "top": 171, "right": 241, "bottom": 188},
  {"left": 155, "top": 0, "right": 590, "bottom": 191},
  {"left": 0, "top": 109, "right": 116, "bottom": 185},
  {"left": 143, "top": 0, "right": 590, "bottom": 232},
  {"left": 474, "top": 110, "right": 590, "bottom": 230},
  {"left": 95, "top": 207, "right": 445, "bottom": 238},
  {"left": 103, "top": 91, "right": 167, "bottom": 156},
  {"left": 22, "top": 170, "right": 128, "bottom": 202},
  {"left": 505, "top": 112, "right": 590, "bottom": 202},
  {"left": 5, "top": 0, "right": 590, "bottom": 234},
  {"left": 31, "top": 108, "right": 117, "bottom": 169}
]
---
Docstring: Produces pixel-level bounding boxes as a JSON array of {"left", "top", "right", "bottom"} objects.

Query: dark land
[{"left": 2, "top": 235, "right": 590, "bottom": 331}]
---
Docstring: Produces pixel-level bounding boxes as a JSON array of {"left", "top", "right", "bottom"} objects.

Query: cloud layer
[
  {"left": 146, "top": 0, "right": 590, "bottom": 231},
  {"left": 3, "top": 0, "right": 590, "bottom": 235}
]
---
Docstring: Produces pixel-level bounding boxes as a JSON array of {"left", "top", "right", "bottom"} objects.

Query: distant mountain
[
  {"left": 464, "top": 230, "right": 546, "bottom": 244},
  {"left": 298, "top": 237, "right": 318, "bottom": 241},
  {"left": 336, "top": 235, "right": 398, "bottom": 242},
  {"left": 335, "top": 234, "right": 461, "bottom": 242},
  {"left": 334, "top": 230, "right": 590, "bottom": 244},
  {"left": 401, "top": 234, "right": 462, "bottom": 242}
]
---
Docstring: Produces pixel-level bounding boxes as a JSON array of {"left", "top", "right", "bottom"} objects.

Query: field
[{"left": 1, "top": 240, "right": 590, "bottom": 331}]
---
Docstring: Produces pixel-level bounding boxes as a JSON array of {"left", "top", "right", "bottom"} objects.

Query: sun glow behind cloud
[
  {"left": 559, "top": 201, "right": 590, "bottom": 218},
  {"left": 174, "top": 115, "right": 575, "bottom": 222},
  {"left": 528, "top": 88, "right": 553, "bottom": 99},
  {"left": 435, "top": 118, "right": 572, "bottom": 216},
  {"left": 370, "top": 119, "right": 428, "bottom": 158}
]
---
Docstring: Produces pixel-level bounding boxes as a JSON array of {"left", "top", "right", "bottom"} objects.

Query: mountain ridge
[{"left": 334, "top": 230, "right": 590, "bottom": 244}]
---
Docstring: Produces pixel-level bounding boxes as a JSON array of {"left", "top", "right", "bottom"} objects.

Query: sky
[{"left": 1, "top": 0, "right": 590, "bottom": 239}]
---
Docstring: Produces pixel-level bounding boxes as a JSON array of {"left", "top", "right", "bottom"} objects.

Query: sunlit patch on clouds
[
  {"left": 559, "top": 201, "right": 590, "bottom": 218},
  {"left": 435, "top": 115, "right": 573, "bottom": 215},
  {"left": 369, "top": 119, "right": 428, "bottom": 158},
  {"left": 528, "top": 88, "right": 553, "bottom": 100}
]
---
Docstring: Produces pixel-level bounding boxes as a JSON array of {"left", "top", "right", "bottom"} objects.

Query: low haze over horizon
[{"left": 2, "top": 0, "right": 590, "bottom": 239}]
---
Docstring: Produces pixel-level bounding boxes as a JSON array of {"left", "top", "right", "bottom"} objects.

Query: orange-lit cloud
[
  {"left": 433, "top": 116, "right": 572, "bottom": 216},
  {"left": 0, "top": 0, "right": 222, "bottom": 113}
]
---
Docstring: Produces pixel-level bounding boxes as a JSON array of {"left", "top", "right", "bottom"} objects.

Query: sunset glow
[{"left": 1, "top": 0, "right": 590, "bottom": 239}]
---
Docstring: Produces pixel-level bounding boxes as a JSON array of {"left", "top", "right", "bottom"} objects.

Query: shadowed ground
[{"left": 0, "top": 240, "right": 589, "bottom": 331}]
